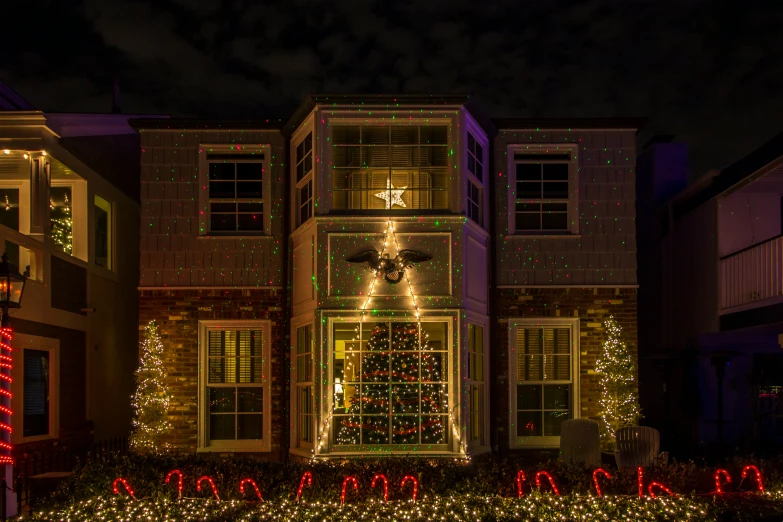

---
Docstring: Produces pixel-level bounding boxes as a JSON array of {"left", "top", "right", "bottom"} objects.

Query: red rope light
[
  {"left": 371, "top": 474, "right": 388, "bottom": 502},
  {"left": 714, "top": 469, "right": 731, "bottom": 495},
  {"left": 741, "top": 465, "right": 764, "bottom": 493},
  {"left": 112, "top": 478, "right": 137, "bottom": 500},
  {"left": 0, "top": 327, "right": 12, "bottom": 467},
  {"left": 341, "top": 476, "right": 359, "bottom": 507},
  {"left": 592, "top": 468, "right": 612, "bottom": 497},
  {"left": 197, "top": 476, "right": 220, "bottom": 501},
  {"left": 239, "top": 478, "right": 263, "bottom": 502},
  {"left": 516, "top": 470, "right": 526, "bottom": 498},
  {"left": 637, "top": 467, "right": 644, "bottom": 498},
  {"left": 648, "top": 482, "right": 676, "bottom": 498},
  {"left": 534, "top": 471, "right": 560, "bottom": 496},
  {"left": 401, "top": 475, "right": 419, "bottom": 502},
  {"left": 296, "top": 471, "right": 312, "bottom": 503},
  {"left": 165, "top": 470, "right": 183, "bottom": 499}
]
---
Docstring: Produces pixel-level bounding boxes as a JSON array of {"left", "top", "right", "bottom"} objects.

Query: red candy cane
[
  {"left": 741, "top": 465, "right": 764, "bottom": 493},
  {"left": 592, "top": 468, "right": 612, "bottom": 497},
  {"left": 239, "top": 478, "right": 263, "bottom": 501},
  {"left": 371, "top": 474, "right": 388, "bottom": 502},
  {"left": 197, "top": 476, "right": 220, "bottom": 501},
  {"left": 648, "top": 482, "right": 676, "bottom": 498},
  {"left": 112, "top": 478, "right": 137, "bottom": 500},
  {"left": 165, "top": 470, "right": 183, "bottom": 499},
  {"left": 401, "top": 475, "right": 419, "bottom": 502},
  {"left": 516, "top": 470, "right": 526, "bottom": 498},
  {"left": 534, "top": 471, "right": 560, "bottom": 496},
  {"left": 341, "top": 476, "right": 359, "bottom": 507},
  {"left": 714, "top": 469, "right": 731, "bottom": 495},
  {"left": 638, "top": 467, "right": 644, "bottom": 498},
  {"left": 297, "top": 471, "right": 313, "bottom": 503}
]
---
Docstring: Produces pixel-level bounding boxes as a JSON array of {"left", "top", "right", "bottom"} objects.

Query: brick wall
[
  {"left": 139, "top": 288, "right": 286, "bottom": 458},
  {"left": 494, "top": 287, "right": 638, "bottom": 452}
]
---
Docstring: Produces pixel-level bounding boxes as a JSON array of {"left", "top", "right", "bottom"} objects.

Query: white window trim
[
  {"left": 465, "top": 124, "right": 487, "bottom": 227},
  {"left": 508, "top": 317, "right": 580, "bottom": 449},
  {"left": 93, "top": 193, "right": 114, "bottom": 272},
  {"left": 50, "top": 179, "right": 88, "bottom": 261},
  {"left": 291, "top": 320, "right": 314, "bottom": 451},
  {"left": 11, "top": 332, "right": 60, "bottom": 444},
  {"left": 317, "top": 314, "right": 460, "bottom": 457},
  {"left": 197, "top": 144, "right": 271, "bottom": 236},
  {"left": 465, "top": 316, "right": 490, "bottom": 453},
  {"left": 293, "top": 132, "right": 314, "bottom": 228},
  {"left": 506, "top": 143, "right": 579, "bottom": 236},
  {"left": 197, "top": 320, "right": 272, "bottom": 452}
]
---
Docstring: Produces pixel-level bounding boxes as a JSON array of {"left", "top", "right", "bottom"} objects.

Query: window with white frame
[
  {"left": 331, "top": 125, "right": 449, "bottom": 211},
  {"left": 295, "top": 324, "right": 314, "bottom": 448},
  {"left": 509, "top": 319, "right": 578, "bottom": 447},
  {"left": 94, "top": 194, "right": 112, "bottom": 269},
  {"left": 295, "top": 133, "right": 314, "bottom": 226},
  {"left": 513, "top": 152, "right": 572, "bottom": 233},
  {"left": 331, "top": 320, "right": 450, "bottom": 450},
  {"left": 466, "top": 131, "right": 485, "bottom": 225},
  {"left": 11, "top": 334, "right": 59, "bottom": 443},
  {"left": 205, "top": 150, "right": 267, "bottom": 234},
  {"left": 467, "top": 323, "right": 484, "bottom": 445},
  {"left": 199, "top": 322, "right": 270, "bottom": 451}
]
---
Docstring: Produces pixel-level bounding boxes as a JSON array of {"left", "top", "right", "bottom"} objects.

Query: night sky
[{"left": 3, "top": 0, "right": 782, "bottom": 176}]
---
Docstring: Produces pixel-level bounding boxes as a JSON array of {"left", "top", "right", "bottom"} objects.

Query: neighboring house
[
  {"left": 0, "top": 82, "right": 148, "bottom": 462},
  {"left": 638, "top": 132, "right": 783, "bottom": 456},
  {"left": 133, "top": 96, "right": 643, "bottom": 458}
]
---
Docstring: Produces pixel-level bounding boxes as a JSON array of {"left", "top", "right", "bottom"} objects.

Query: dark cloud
[{"left": 2, "top": 0, "right": 783, "bottom": 174}]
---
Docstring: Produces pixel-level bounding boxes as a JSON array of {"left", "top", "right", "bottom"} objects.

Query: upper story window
[
  {"left": 331, "top": 125, "right": 449, "bottom": 211},
  {"left": 295, "top": 133, "right": 314, "bottom": 226},
  {"left": 466, "top": 131, "right": 484, "bottom": 225},
  {"left": 50, "top": 186, "right": 73, "bottom": 254},
  {"left": 94, "top": 194, "right": 112, "bottom": 269},
  {"left": 513, "top": 151, "right": 576, "bottom": 234},
  {"left": 202, "top": 149, "right": 267, "bottom": 235}
]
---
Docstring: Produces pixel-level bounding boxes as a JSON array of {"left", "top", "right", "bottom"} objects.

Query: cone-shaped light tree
[
  {"left": 596, "top": 316, "right": 642, "bottom": 451},
  {"left": 129, "top": 321, "right": 172, "bottom": 453}
]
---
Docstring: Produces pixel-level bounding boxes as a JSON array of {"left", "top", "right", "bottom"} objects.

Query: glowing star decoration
[{"left": 374, "top": 180, "right": 407, "bottom": 209}]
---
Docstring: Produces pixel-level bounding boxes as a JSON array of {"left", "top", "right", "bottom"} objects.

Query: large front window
[
  {"left": 510, "top": 319, "right": 578, "bottom": 447},
  {"left": 332, "top": 321, "right": 450, "bottom": 449},
  {"left": 331, "top": 125, "right": 449, "bottom": 211},
  {"left": 206, "top": 152, "right": 266, "bottom": 233}
]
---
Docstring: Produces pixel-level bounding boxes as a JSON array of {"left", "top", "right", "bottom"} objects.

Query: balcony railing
[{"left": 721, "top": 234, "right": 783, "bottom": 312}]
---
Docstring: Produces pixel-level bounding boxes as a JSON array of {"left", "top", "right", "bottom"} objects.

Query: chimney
[{"left": 111, "top": 78, "right": 121, "bottom": 114}]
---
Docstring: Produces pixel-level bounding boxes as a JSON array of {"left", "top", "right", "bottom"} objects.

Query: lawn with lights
[{"left": 26, "top": 455, "right": 783, "bottom": 521}]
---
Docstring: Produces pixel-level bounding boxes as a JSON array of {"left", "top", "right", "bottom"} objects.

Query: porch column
[{"left": 29, "top": 157, "right": 50, "bottom": 240}]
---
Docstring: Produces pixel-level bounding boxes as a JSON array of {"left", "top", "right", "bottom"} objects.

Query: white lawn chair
[
  {"left": 559, "top": 419, "right": 601, "bottom": 467},
  {"left": 615, "top": 426, "right": 660, "bottom": 468}
]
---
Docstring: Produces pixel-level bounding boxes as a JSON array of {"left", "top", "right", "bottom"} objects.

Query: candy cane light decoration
[
  {"left": 112, "top": 478, "right": 137, "bottom": 500},
  {"left": 372, "top": 474, "right": 389, "bottom": 502},
  {"left": 165, "top": 469, "right": 183, "bottom": 499},
  {"left": 648, "top": 482, "right": 676, "bottom": 498},
  {"left": 341, "top": 476, "right": 359, "bottom": 507},
  {"left": 741, "top": 465, "right": 764, "bottom": 493},
  {"left": 592, "top": 468, "right": 612, "bottom": 498},
  {"left": 401, "top": 475, "right": 419, "bottom": 502},
  {"left": 297, "top": 471, "right": 313, "bottom": 503},
  {"left": 239, "top": 478, "right": 263, "bottom": 502},
  {"left": 197, "top": 476, "right": 220, "bottom": 501},
  {"left": 516, "top": 470, "right": 526, "bottom": 498},
  {"left": 534, "top": 471, "right": 560, "bottom": 496},
  {"left": 714, "top": 469, "right": 731, "bottom": 495},
  {"left": 637, "top": 467, "right": 644, "bottom": 498}
]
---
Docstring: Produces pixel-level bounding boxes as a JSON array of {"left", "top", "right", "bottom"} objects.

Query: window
[
  {"left": 467, "top": 324, "right": 485, "bottom": 445},
  {"left": 94, "top": 195, "right": 112, "bottom": 269},
  {"left": 509, "top": 319, "right": 578, "bottom": 447},
  {"left": 199, "top": 322, "right": 271, "bottom": 451},
  {"left": 50, "top": 186, "right": 73, "bottom": 254},
  {"left": 24, "top": 349, "right": 50, "bottom": 438},
  {"left": 514, "top": 153, "right": 571, "bottom": 233},
  {"left": 331, "top": 320, "right": 450, "bottom": 449},
  {"left": 295, "top": 324, "right": 314, "bottom": 447},
  {"left": 0, "top": 188, "right": 20, "bottom": 268},
  {"left": 331, "top": 125, "right": 449, "bottom": 211},
  {"left": 467, "top": 181, "right": 482, "bottom": 225},
  {"left": 295, "top": 133, "right": 314, "bottom": 226},
  {"left": 206, "top": 152, "right": 266, "bottom": 233},
  {"left": 467, "top": 132, "right": 483, "bottom": 182}
]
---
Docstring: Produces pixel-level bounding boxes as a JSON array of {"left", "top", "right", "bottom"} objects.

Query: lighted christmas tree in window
[
  {"left": 335, "top": 322, "right": 447, "bottom": 446},
  {"left": 596, "top": 316, "right": 642, "bottom": 451},
  {"left": 130, "top": 321, "right": 172, "bottom": 453},
  {"left": 50, "top": 187, "right": 73, "bottom": 255}
]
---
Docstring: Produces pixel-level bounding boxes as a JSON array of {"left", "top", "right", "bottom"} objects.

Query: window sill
[
  {"left": 17, "top": 434, "right": 57, "bottom": 444},
  {"left": 197, "top": 234, "right": 275, "bottom": 240},
  {"left": 505, "top": 234, "right": 581, "bottom": 239},
  {"left": 197, "top": 445, "right": 271, "bottom": 453}
]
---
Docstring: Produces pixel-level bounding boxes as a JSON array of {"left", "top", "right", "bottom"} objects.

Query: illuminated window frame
[
  {"left": 10, "top": 333, "right": 60, "bottom": 444},
  {"left": 508, "top": 317, "right": 580, "bottom": 448},
  {"left": 294, "top": 133, "right": 314, "bottom": 227}
]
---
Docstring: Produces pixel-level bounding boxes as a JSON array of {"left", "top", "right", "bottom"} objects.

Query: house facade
[
  {"left": 134, "top": 97, "right": 642, "bottom": 458},
  {"left": 638, "top": 132, "right": 783, "bottom": 456},
  {"left": 0, "top": 84, "right": 144, "bottom": 464}
]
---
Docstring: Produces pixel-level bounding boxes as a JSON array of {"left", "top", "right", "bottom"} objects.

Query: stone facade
[
  {"left": 493, "top": 287, "right": 638, "bottom": 453},
  {"left": 138, "top": 289, "right": 286, "bottom": 458}
]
